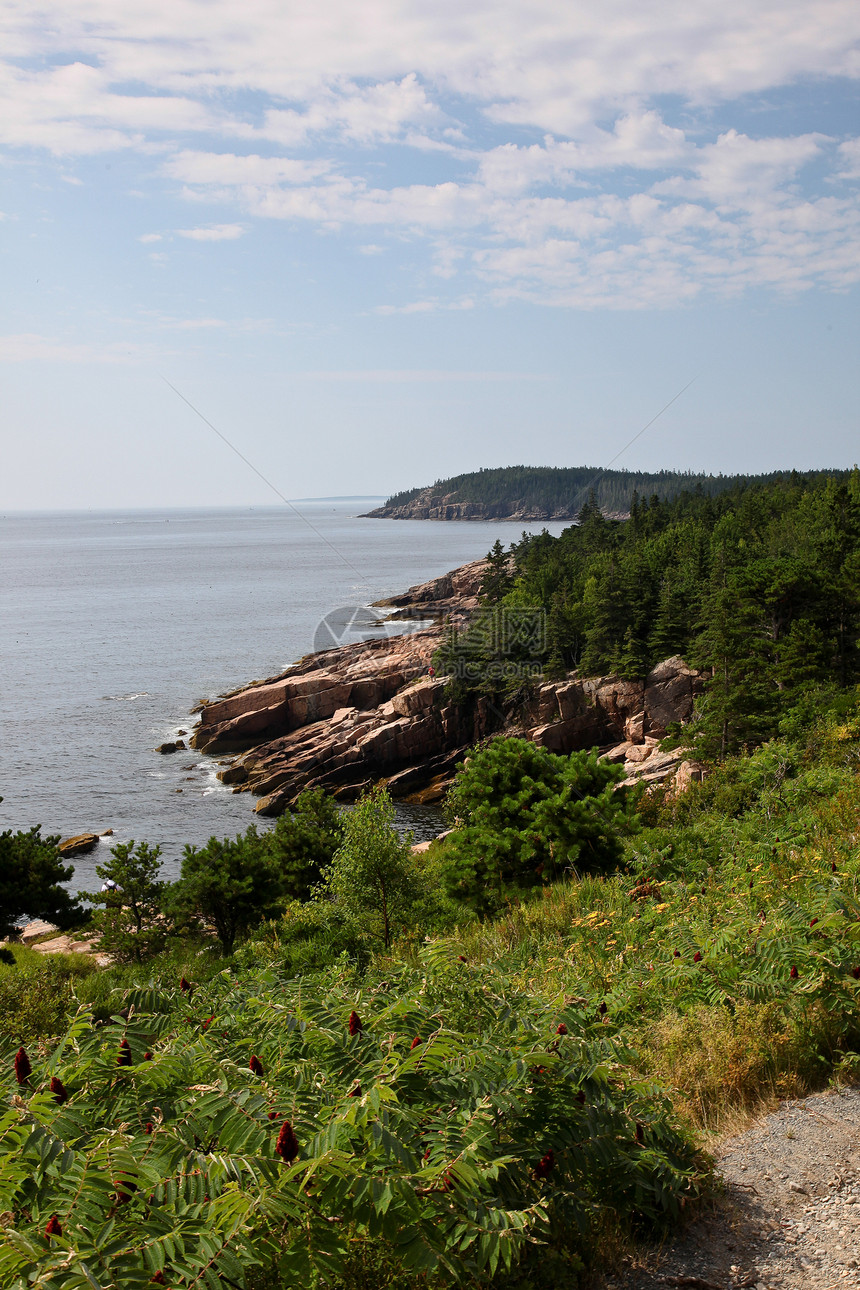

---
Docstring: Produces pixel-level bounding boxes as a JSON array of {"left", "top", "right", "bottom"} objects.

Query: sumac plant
[{"left": 0, "top": 958, "right": 702, "bottom": 1288}]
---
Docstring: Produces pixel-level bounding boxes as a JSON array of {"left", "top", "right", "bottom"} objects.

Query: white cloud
[
  {"left": 139, "top": 232, "right": 162, "bottom": 242},
  {"left": 837, "top": 138, "right": 860, "bottom": 179},
  {"left": 1, "top": 1, "right": 859, "bottom": 307},
  {"left": 163, "top": 317, "right": 228, "bottom": 329},
  {"left": 0, "top": 333, "right": 148, "bottom": 362},
  {"left": 292, "top": 367, "right": 543, "bottom": 381},
  {"left": 175, "top": 223, "right": 244, "bottom": 241},
  {"left": 256, "top": 74, "right": 443, "bottom": 147},
  {"left": 164, "top": 151, "right": 331, "bottom": 186},
  {"left": 374, "top": 297, "right": 476, "bottom": 314},
  {"left": 654, "top": 130, "right": 826, "bottom": 207}
]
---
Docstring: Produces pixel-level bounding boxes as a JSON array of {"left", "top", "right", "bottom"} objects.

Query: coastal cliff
[
  {"left": 190, "top": 560, "right": 705, "bottom": 815},
  {"left": 363, "top": 489, "right": 627, "bottom": 522},
  {"left": 364, "top": 493, "right": 574, "bottom": 522}
]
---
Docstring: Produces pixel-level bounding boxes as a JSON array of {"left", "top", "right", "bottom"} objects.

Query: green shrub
[
  {"left": 170, "top": 825, "right": 283, "bottom": 955},
  {"left": 322, "top": 786, "right": 423, "bottom": 949},
  {"left": 267, "top": 787, "right": 343, "bottom": 901},
  {"left": 0, "top": 953, "right": 95, "bottom": 1045},
  {"left": 0, "top": 956, "right": 704, "bottom": 1289},
  {"left": 442, "top": 740, "right": 638, "bottom": 915}
]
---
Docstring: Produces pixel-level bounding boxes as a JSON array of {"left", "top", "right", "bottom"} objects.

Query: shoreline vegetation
[
  {"left": 1, "top": 469, "right": 860, "bottom": 1288},
  {"left": 362, "top": 463, "right": 854, "bottom": 522}
]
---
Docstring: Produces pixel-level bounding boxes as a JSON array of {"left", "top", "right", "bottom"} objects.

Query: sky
[{"left": 1, "top": 0, "right": 859, "bottom": 509}]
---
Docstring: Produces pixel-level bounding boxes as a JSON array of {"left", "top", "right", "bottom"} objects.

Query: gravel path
[{"left": 594, "top": 1086, "right": 860, "bottom": 1290}]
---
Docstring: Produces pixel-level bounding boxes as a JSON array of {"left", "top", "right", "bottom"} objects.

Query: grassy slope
[{"left": 2, "top": 693, "right": 859, "bottom": 1286}]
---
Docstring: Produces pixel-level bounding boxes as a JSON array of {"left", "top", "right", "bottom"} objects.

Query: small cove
[{"left": 1, "top": 501, "right": 571, "bottom": 887}]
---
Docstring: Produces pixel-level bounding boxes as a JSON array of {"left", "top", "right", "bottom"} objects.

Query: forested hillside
[
  {"left": 440, "top": 472, "right": 860, "bottom": 756},
  {"left": 3, "top": 472, "right": 860, "bottom": 1290},
  {"left": 375, "top": 465, "right": 850, "bottom": 519}
]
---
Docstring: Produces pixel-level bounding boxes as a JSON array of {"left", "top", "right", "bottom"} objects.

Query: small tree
[
  {"left": 78, "top": 841, "right": 166, "bottom": 964},
  {"left": 0, "top": 814, "right": 84, "bottom": 938},
  {"left": 321, "top": 787, "right": 420, "bottom": 949},
  {"left": 480, "top": 539, "right": 514, "bottom": 604},
  {"left": 442, "top": 738, "right": 636, "bottom": 916},
  {"left": 267, "top": 789, "right": 343, "bottom": 901},
  {"left": 169, "top": 826, "right": 282, "bottom": 955}
]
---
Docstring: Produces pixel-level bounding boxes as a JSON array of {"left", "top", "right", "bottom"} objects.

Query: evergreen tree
[
  {"left": 479, "top": 539, "right": 514, "bottom": 604},
  {"left": 267, "top": 789, "right": 343, "bottom": 901},
  {"left": 648, "top": 575, "right": 690, "bottom": 662},
  {"left": 170, "top": 826, "right": 282, "bottom": 955},
  {"left": 693, "top": 572, "right": 778, "bottom": 758},
  {"left": 615, "top": 626, "right": 650, "bottom": 680},
  {"left": 579, "top": 560, "right": 627, "bottom": 675},
  {"left": 0, "top": 814, "right": 83, "bottom": 938},
  {"left": 78, "top": 841, "right": 165, "bottom": 964}
]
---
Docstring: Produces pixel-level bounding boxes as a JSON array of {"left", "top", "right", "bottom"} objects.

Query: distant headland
[{"left": 363, "top": 464, "right": 850, "bottom": 521}]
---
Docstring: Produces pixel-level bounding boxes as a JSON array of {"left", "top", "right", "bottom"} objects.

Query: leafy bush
[
  {"left": 0, "top": 954, "right": 703, "bottom": 1289},
  {"left": 321, "top": 787, "right": 423, "bottom": 949},
  {"left": 0, "top": 953, "right": 96, "bottom": 1045},
  {"left": 442, "top": 739, "right": 637, "bottom": 915}
]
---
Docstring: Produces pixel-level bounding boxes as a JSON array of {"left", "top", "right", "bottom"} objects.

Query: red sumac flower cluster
[
  {"left": 14, "top": 1046, "right": 31, "bottom": 1085},
  {"left": 275, "top": 1120, "right": 299, "bottom": 1164},
  {"left": 533, "top": 1149, "right": 555, "bottom": 1179}
]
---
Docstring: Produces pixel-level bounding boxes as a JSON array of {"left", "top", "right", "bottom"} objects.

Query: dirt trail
[{"left": 595, "top": 1086, "right": 860, "bottom": 1290}]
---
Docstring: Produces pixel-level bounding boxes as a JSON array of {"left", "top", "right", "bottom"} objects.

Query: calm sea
[{"left": 1, "top": 502, "right": 570, "bottom": 888}]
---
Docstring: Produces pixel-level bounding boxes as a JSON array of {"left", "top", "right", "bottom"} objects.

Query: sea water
[{"left": 0, "top": 502, "right": 571, "bottom": 887}]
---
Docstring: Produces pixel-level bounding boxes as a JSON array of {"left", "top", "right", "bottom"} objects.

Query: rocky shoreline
[
  {"left": 363, "top": 489, "right": 627, "bottom": 522},
  {"left": 190, "top": 560, "right": 705, "bottom": 816}
]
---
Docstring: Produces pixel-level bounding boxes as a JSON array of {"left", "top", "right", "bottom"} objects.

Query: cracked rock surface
[{"left": 594, "top": 1087, "right": 860, "bottom": 1290}]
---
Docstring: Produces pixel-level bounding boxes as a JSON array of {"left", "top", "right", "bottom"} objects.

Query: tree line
[
  {"left": 382, "top": 464, "right": 851, "bottom": 516},
  {"left": 438, "top": 471, "right": 860, "bottom": 757}
]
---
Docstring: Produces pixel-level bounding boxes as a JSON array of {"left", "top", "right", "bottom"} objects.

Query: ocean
[{"left": 1, "top": 502, "right": 571, "bottom": 889}]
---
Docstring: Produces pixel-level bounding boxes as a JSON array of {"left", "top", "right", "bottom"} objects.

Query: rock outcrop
[
  {"left": 188, "top": 567, "right": 706, "bottom": 815},
  {"left": 363, "top": 492, "right": 628, "bottom": 523},
  {"left": 376, "top": 558, "right": 487, "bottom": 618},
  {"left": 58, "top": 833, "right": 100, "bottom": 857}
]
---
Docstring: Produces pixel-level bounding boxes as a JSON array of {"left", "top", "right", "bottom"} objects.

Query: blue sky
[{"left": 1, "top": 0, "right": 858, "bottom": 509}]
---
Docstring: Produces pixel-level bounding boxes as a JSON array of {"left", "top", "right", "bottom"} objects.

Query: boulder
[
  {"left": 672, "top": 760, "right": 708, "bottom": 793},
  {"left": 19, "top": 918, "right": 59, "bottom": 943},
  {"left": 643, "top": 656, "right": 702, "bottom": 736},
  {"left": 58, "top": 832, "right": 100, "bottom": 857},
  {"left": 625, "top": 711, "right": 645, "bottom": 742}
]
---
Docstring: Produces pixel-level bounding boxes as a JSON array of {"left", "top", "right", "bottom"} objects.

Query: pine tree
[
  {"left": 693, "top": 571, "right": 778, "bottom": 758},
  {"left": 479, "top": 539, "right": 514, "bottom": 604},
  {"left": 649, "top": 575, "right": 689, "bottom": 662},
  {"left": 79, "top": 841, "right": 166, "bottom": 964}
]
